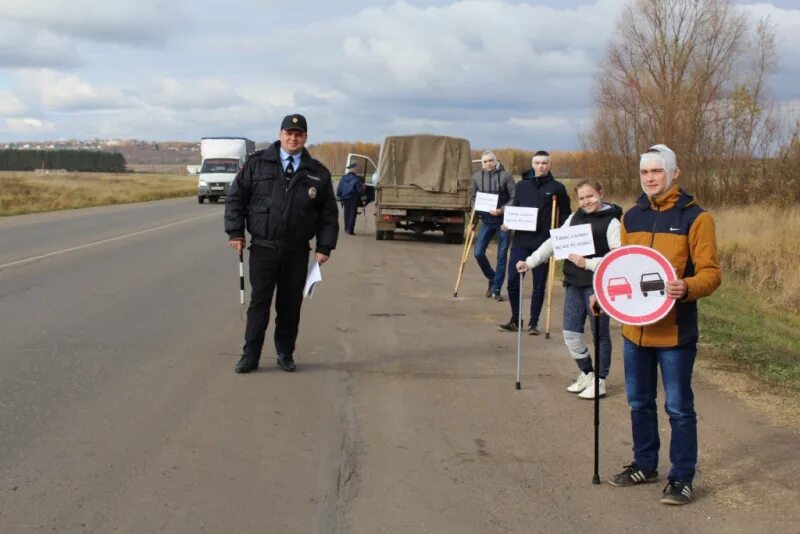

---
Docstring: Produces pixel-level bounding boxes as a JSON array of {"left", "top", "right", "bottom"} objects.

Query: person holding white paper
[
  {"left": 499, "top": 151, "right": 570, "bottom": 334},
  {"left": 516, "top": 180, "right": 622, "bottom": 399},
  {"left": 470, "top": 151, "right": 515, "bottom": 301}
]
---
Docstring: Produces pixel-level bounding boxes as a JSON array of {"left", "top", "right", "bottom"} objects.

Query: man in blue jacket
[
  {"left": 337, "top": 162, "right": 367, "bottom": 235},
  {"left": 499, "top": 151, "right": 570, "bottom": 334}
]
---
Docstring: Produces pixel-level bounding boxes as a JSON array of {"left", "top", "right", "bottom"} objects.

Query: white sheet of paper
[
  {"left": 503, "top": 206, "right": 538, "bottom": 231},
  {"left": 550, "top": 223, "right": 595, "bottom": 260},
  {"left": 303, "top": 259, "right": 322, "bottom": 299},
  {"left": 474, "top": 192, "right": 499, "bottom": 213}
]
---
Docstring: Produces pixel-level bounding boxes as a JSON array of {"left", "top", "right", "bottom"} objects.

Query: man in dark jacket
[
  {"left": 337, "top": 162, "right": 367, "bottom": 235},
  {"left": 499, "top": 150, "right": 570, "bottom": 334},
  {"left": 470, "top": 151, "right": 515, "bottom": 301},
  {"left": 225, "top": 113, "right": 339, "bottom": 374}
]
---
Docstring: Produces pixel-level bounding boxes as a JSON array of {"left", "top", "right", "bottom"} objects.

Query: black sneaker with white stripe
[
  {"left": 661, "top": 480, "right": 693, "bottom": 505},
  {"left": 607, "top": 463, "right": 659, "bottom": 487}
]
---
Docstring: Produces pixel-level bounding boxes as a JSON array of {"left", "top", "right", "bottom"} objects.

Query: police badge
[{"left": 308, "top": 187, "right": 317, "bottom": 199}]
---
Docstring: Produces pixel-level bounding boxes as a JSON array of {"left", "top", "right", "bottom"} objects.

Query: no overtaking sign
[{"left": 593, "top": 245, "right": 677, "bottom": 326}]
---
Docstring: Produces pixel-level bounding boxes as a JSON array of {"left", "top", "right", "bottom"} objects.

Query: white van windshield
[{"left": 201, "top": 158, "right": 239, "bottom": 173}]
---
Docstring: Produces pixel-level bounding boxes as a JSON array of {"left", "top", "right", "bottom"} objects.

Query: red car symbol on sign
[{"left": 607, "top": 277, "right": 633, "bottom": 301}]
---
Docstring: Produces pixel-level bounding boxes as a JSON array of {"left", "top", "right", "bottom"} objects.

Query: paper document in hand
[
  {"left": 304, "top": 259, "right": 322, "bottom": 299},
  {"left": 503, "top": 206, "right": 538, "bottom": 231},
  {"left": 474, "top": 192, "right": 499, "bottom": 213},
  {"left": 550, "top": 224, "right": 595, "bottom": 260}
]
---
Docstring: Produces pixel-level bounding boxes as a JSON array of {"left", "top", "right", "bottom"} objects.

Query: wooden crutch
[
  {"left": 453, "top": 209, "right": 477, "bottom": 297},
  {"left": 544, "top": 194, "right": 559, "bottom": 339}
]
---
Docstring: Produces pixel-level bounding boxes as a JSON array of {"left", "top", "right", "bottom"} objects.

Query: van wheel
[{"left": 198, "top": 196, "right": 205, "bottom": 204}]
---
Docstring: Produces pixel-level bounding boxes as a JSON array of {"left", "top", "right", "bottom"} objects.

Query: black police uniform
[{"left": 224, "top": 135, "right": 339, "bottom": 372}]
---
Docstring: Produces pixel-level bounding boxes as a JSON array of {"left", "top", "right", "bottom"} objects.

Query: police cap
[{"left": 280, "top": 114, "right": 307, "bottom": 133}]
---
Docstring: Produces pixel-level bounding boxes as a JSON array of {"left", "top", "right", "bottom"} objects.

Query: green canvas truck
[{"left": 347, "top": 134, "right": 472, "bottom": 244}]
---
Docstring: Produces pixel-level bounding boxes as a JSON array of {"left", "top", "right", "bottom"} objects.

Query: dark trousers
[
  {"left": 243, "top": 245, "right": 309, "bottom": 359},
  {"left": 506, "top": 247, "right": 549, "bottom": 326},
  {"left": 342, "top": 198, "right": 359, "bottom": 234}
]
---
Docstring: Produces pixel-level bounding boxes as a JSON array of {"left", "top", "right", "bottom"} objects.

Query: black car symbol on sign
[{"left": 640, "top": 272, "right": 665, "bottom": 297}]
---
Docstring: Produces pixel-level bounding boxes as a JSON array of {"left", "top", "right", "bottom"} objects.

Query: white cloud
[
  {"left": 0, "top": 0, "right": 181, "bottom": 46},
  {"left": 145, "top": 78, "right": 245, "bottom": 110},
  {"left": 0, "top": 21, "right": 81, "bottom": 68},
  {"left": 0, "top": 90, "right": 27, "bottom": 116},
  {"left": 15, "top": 70, "right": 130, "bottom": 112},
  {"left": 2, "top": 117, "right": 55, "bottom": 134},
  {"left": 508, "top": 116, "right": 572, "bottom": 131}
]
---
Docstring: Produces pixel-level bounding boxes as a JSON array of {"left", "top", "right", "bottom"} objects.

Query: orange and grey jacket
[{"left": 620, "top": 184, "right": 721, "bottom": 347}]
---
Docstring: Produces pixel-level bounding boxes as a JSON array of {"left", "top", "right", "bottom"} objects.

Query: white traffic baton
[{"left": 239, "top": 249, "right": 245, "bottom": 305}]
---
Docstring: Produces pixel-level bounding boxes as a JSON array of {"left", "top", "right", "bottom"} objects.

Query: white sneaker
[
  {"left": 566, "top": 371, "right": 593, "bottom": 393},
  {"left": 579, "top": 378, "right": 606, "bottom": 399}
]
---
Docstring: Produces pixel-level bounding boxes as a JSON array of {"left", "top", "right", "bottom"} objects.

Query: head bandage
[{"left": 640, "top": 144, "right": 677, "bottom": 195}]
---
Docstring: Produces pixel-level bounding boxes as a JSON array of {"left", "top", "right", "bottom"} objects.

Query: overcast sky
[{"left": 0, "top": 0, "right": 798, "bottom": 149}]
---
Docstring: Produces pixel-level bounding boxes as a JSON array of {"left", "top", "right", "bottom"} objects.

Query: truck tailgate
[{"left": 377, "top": 185, "right": 469, "bottom": 210}]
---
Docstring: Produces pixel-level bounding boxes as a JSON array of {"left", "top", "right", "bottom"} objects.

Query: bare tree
[{"left": 586, "top": 0, "right": 780, "bottom": 204}]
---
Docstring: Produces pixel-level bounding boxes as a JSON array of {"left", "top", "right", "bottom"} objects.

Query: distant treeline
[{"left": 0, "top": 150, "right": 127, "bottom": 173}]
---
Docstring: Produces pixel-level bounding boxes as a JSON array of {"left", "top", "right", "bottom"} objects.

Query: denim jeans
[
  {"left": 562, "top": 285, "right": 611, "bottom": 378},
  {"left": 623, "top": 339, "right": 698, "bottom": 482},
  {"left": 473, "top": 221, "right": 510, "bottom": 294},
  {"left": 506, "top": 247, "right": 549, "bottom": 326}
]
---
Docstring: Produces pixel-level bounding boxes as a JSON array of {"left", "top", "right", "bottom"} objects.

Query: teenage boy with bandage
[
  {"left": 603, "top": 144, "right": 721, "bottom": 505},
  {"left": 498, "top": 151, "right": 570, "bottom": 334}
]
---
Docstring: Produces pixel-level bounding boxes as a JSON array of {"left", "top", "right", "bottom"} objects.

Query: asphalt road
[{"left": 0, "top": 199, "right": 797, "bottom": 533}]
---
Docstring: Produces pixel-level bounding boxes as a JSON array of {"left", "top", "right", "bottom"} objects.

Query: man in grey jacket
[{"left": 470, "top": 151, "right": 516, "bottom": 300}]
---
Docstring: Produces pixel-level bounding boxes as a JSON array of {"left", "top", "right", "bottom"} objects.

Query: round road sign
[{"left": 593, "top": 245, "right": 677, "bottom": 326}]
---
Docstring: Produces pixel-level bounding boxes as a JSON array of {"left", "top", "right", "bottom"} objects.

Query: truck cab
[{"left": 197, "top": 137, "right": 255, "bottom": 204}]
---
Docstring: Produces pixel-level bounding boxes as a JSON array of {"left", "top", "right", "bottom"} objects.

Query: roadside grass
[
  {"left": 0, "top": 171, "right": 196, "bottom": 216},
  {"left": 700, "top": 281, "right": 800, "bottom": 392}
]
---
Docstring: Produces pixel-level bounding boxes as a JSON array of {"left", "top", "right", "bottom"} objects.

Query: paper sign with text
[
  {"left": 503, "top": 206, "right": 538, "bottom": 231},
  {"left": 550, "top": 224, "right": 595, "bottom": 260},
  {"left": 474, "top": 192, "right": 499, "bottom": 213}
]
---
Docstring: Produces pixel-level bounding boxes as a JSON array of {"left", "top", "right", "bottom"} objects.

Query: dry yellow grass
[
  {"left": 0, "top": 171, "right": 196, "bottom": 216},
  {"left": 713, "top": 204, "right": 800, "bottom": 311}
]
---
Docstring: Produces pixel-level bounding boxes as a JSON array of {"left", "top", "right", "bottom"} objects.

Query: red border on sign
[{"left": 593, "top": 245, "right": 676, "bottom": 325}]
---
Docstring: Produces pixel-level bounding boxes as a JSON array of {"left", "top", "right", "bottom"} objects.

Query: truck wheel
[
  {"left": 375, "top": 230, "right": 384, "bottom": 240},
  {"left": 198, "top": 196, "right": 205, "bottom": 204}
]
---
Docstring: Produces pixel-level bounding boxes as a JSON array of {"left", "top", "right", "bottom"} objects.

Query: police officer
[
  {"left": 225, "top": 114, "right": 339, "bottom": 374},
  {"left": 337, "top": 162, "right": 367, "bottom": 235}
]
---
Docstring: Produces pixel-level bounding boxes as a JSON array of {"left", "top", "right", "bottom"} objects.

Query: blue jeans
[
  {"left": 623, "top": 339, "right": 698, "bottom": 482},
  {"left": 562, "top": 285, "right": 611, "bottom": 378},
  {"left": 473, "top": 221, "right": 510, "bottom": 294},
  {"left": 506, "top": 247, "right": 549, "bottom": 326}
]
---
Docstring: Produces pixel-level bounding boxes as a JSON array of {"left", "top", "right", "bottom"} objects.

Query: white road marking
[{"left": 0, "top": 211, "right": 220, "bottom": 271}]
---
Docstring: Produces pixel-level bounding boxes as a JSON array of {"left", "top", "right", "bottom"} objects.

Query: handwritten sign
[
  {"left": 503, "top": 206, "right": 538, "bottom": 231},
  {"left": 550, "top": 223, "right": 595, "bottom": 260},
  {"left": 474, "top": 192, "right": 499, "bottom": 213}
]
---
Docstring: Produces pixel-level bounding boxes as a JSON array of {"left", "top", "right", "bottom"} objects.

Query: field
[{"left": 0, "top": 171, "right": 196, "bottom": 216}]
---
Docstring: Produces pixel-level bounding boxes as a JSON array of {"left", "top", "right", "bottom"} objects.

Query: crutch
[
  {"left": 516, "top": 271, "right": 526, "bottom": 390},
  {"left": 544, "top": 195, "right": 559, "bottom": 339},
  {"left": 592, "top": 309, "right": 601, "bottom": 484},
  {"left": 239, "top": 249, "right": 245, "bottom": 305},
  {"left": 453, "top": 208, "right": 477, "bottom": 297}
]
